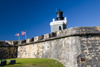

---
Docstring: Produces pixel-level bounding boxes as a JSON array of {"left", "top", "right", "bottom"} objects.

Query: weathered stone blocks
[
  {"left": 1, "top": 27, "right": 100, "bottom": 67},
  {"left": 0, "top": 41, "right": 5, "bottom": 46},
  {"left": 18, "top": 36, "right": 81, "bottom": 67},
  {"left": 0, "top": 46, "right": 18, "bottom": 59}
]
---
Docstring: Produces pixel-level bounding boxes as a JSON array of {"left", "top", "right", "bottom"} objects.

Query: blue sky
[{"left": 0, "top": 0, "right": 100, "bottom": 40}]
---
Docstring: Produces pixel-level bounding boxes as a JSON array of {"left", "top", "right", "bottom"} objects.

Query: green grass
[{"left": 1, "top": 58, "right": 65, "bottom": 67}]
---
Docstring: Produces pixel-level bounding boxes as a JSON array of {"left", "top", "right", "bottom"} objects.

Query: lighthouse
[{"left": 50, "top": 9, "right": 67, "bottom": 32}]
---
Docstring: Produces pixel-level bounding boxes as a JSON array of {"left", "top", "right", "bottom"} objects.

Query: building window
[{"left": 59, "top": 26, "right": 61, "bottom": 30}]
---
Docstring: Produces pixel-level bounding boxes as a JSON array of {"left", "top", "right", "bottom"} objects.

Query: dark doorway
[{"left": 59, "top": 26, "right": 61, "bottom": 30}]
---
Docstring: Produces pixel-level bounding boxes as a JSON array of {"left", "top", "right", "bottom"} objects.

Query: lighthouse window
[{"left": 59, "top": 26, "right": 61, "bottom": 30}]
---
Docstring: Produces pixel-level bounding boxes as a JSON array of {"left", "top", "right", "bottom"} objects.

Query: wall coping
[{"left": 1, "top": 26, "right": 100, "bottom": 46}]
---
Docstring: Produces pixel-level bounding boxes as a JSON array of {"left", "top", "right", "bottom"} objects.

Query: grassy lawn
[{"left": 1, "top": 58, "right": 65, "bottom": 67}]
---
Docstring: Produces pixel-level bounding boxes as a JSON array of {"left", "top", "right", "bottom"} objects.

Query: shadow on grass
[
  {"left": 4, "top": 62, "right": 22, "bottom": 66},
  {"left": 9, "top": 62, "right": 21, "bottom": 65},
  {"left": 33, "top": 64, "right": 36, "bottom": 65}
]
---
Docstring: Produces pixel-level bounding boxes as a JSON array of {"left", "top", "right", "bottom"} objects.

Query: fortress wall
[
  {"left": 0, "top": 46, "right": 18, "bottom": 59},
  {"left": 78, "top": 35, "right": 100, "bottom": 67},
  {"left": 1, "top": 27, "right": 100, "bottom": 67},
  {"left": 18, "top": 36, "right": 81, "bottom": 67},
  {"left": 0, "top": 41, "right": 17, "bottom": 59},
  {"left": 17, "top": 27, "right": 100, "bottom": 67}
]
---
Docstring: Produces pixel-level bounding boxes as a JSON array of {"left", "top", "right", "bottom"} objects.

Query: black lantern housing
[{"left": 56, "top": 9, "right": 64, "bottom": 20}]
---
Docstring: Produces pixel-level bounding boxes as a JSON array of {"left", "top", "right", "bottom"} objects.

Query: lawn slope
[{"left": 3, "top": 58, "right": 65, "bottom": 67}]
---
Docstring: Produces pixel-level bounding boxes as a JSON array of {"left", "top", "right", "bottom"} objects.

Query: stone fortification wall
[
  {"left": 0, "top": 46, "right": 17, "bottom": 59},
  {"left": 17, "top": 27, "right": 100, "bottom": 67},
  {"left": 18, "top": 36, "right": 81, "bottom": 67},
  {"left": 0, "top": 41, "right": 18, "bottom": 59},
  {"left": 78, "top": 35, "right": 100, "bottom": 67},
  {"left": 1, "top": 27, "right": 100, "bottom": 67}
]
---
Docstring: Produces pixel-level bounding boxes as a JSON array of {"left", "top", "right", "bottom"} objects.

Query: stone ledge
[{"left": 0, "top": 26, "right": 100, "bottom": 46}]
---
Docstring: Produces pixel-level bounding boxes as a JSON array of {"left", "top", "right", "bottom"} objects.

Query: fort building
[{"left": 0, "top": 10, "right": 100, "bottom": 67}]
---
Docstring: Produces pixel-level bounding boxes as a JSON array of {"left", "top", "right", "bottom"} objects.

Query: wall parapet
[{"left": 0, "top": 26, "right": 100, "bottom": 46}]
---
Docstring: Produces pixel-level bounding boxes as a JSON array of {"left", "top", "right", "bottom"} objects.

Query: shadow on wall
[
  {"left": 0, "top": 41, "right": 13, "bottom": 46},
  {"left": 0, "top": 41, "right": 18, "bottom": 59},
  {"left": 0, "top": 46, "right": 18, "bottom": 60}
]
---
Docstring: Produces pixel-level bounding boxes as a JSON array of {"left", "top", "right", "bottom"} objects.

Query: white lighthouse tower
[{"left": 50, "top": 9, "right": 67, "bottom": 32}]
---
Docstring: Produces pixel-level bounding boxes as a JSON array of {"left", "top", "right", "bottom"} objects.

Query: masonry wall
[
  {"left": 78, "top": 35, "right": 100, "bottom": 67},
  {"left": 18, "top": 36, "right": 81, "bottom": 67},
  {"left": 0, "top": 46, "right": 18, "bottom": 59},
  {"left": 1, "top": 27, "right": 100, "bottom": 67},
  {"left": 17, "top": 27, "right": 100, "bottom": 67}
]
